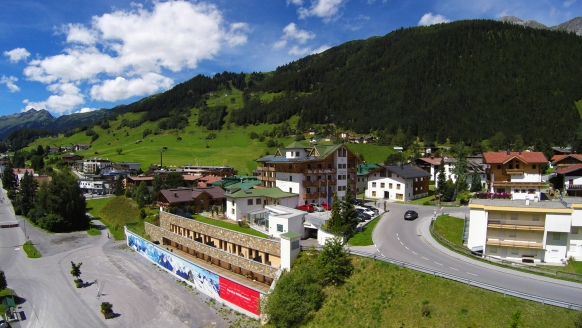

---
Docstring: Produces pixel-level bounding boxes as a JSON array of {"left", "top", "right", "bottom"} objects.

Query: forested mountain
[{"left": 232, "top": 19, "right": 582, "bottom": 145}]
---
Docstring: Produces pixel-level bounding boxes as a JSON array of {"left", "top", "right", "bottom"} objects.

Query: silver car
[{"left": 312, "top": 204, "right": 325, "bottom": 212}]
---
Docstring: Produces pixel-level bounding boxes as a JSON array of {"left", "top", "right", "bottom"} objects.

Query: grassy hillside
[
  {"left": 27, "top": 87, "right": 397, "bottom": 172},
  {"left": 299, "top": 257, "right": 579, "bottom": 327}
]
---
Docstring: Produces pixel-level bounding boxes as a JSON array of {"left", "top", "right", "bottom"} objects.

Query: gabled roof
[
  {"left": 555, "top": 163, "right": 582, "bottom": 175},
  {"left": 157, "top": 186, "right": 225, "bottom": 204},
  {"left": 13, "top": 168, "right": 34, "bottom": 175},
  {"left": 417, "top": 155, "right": 455, "bottom": 166},
  {"left": 552, "top": 154, "right": 582, "bottom": 164},
  {"left": 256, "top": 144, "right": 359, "bottom": 164},
  {"left": 226, "top": 187, "right": 297, "bottom": 199},
  {"left": 482, "top": 151, "right": 547, "bottom": 164}
]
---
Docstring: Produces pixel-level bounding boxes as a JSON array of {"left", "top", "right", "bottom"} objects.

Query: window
[
  {"left": 509, "top": 232, "right": 516, "bottom": 237},
  {"left": 247, "top": 199, "right": 253, "bottom": 205},
  {"left": 510, "top": 214, "right": 517, "bottom": 220},
  {"left": 397, "top": 184, "right": 401, "bottom": 190},
  {"left": 414, "top": 178, "right": 418, "bottom": 182},
  {"left": 389, "top": 183, "right": 393, "bottom": 189},
  {"left": 516, "top": 163, "right": 520, "bottom": 169},
  {"left": 289, "top": 176, "right": 293, "bottom": 182},
  {"left": 277, "top": 224, "right": 283, "bottom": 232},
  {"left": 231, "top": 208, "right": 234, "bottom": 214},
  {"left": 570, "top": 244, "right": 577, "bottom": 252},
  {"left": 489, "top": 246, "right": 497, "bottom": 253},
  {"left": 372, "top": 191, "right": 376, "bottom": 197},
  {"left": 532, "top": 215, "right": 539, "bottom": 221},
  {"left": 553, "top": 233, "right": 561, "bottom": 240},
  {"left": 511, "top": 248, "right": 518, "bottom": 255},
  {"left": 256, "top": 198, "right": 262, "bottom": 205},
  {"left": 381, "top": 183, "right": 385, "bottom": 188},
  {"left": 296, "top": 151, "right": 299, "bottom": 156},
  {"left": 528, "top": 189, "right": 536, "bottom": 194},
  {"left": 289, "top": 188, "right": 292, "bottom": 193},
  {"left": 328, "top": 163, "right": 332, "bottom": 169},
  {"left": 372, "top": 182, "right": 376, "bottom": 187},
  {"left": 572, "top": 227, "right": 579, "bottom": 234},
  {"left": 497, "top": 165, "right": 501, "bottom": 169},
  {"left": 533, "top": 165, "right": 536, "bottom": 169},
  {"left": 289, "top": 164, "right": 292, "bottom": 169}
]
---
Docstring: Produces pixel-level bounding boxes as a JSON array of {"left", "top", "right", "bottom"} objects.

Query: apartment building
[
  {"left": 483, "top": 151, "right": 547, "bottom": 200},
  {"left": 255, "top": 142, "right": 361, "bottom": 207},
  {"left": 82, "top": 158, "right": 112, "bottom": 173},
  {"left": 225, "top": 187, "right": 299, "bottom": 222},
  {"left": 415, "top": 154, "right": 456, "bottom": 188},
  {"left": 365, "top": 164, "right": 430, "bottom": 201},
  {"left": 467, "top": 197, "right": 582, "bottom": 264}
]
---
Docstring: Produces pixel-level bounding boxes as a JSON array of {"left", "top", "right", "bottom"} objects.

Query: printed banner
[
  {"left": 126, "top": 231, "right": 219, "bottom": 298},
  {"left": 219, "top": 276, "right": 261, "bottom": 315}
]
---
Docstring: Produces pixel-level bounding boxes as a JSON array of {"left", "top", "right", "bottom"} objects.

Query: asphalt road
[
  {"left": 372, "top": 202, "right": 582, "bottom": 305},
  {"left": 0, "top": 181, "right": 237, "bottom": 328}
]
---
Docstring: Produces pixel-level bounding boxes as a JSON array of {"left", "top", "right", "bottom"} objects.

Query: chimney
[
  {"left": 174, "top": 192, "right": 178, "bottom": 197},
  {"left": 519, "top": 150, "right": 522, "bottom": 155},
  {"left": 506, "top": 149, "right": 511, "bottom": 155},
  {"left": 525, "top": 196, "right": 530, "bottom": 206}
]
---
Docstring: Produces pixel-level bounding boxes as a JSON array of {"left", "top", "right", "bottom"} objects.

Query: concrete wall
[
  {"left": 275, "top": 173, "right": 301, "bottom": 195},
  {"left": 467, "top": 208, "right": 487, "bottom": 251},
  {"left": 567, "top": 227, "right": 582, "bottom": 260},
  {"left": 545, "top": 231, "right": 568, "bottom": 263},
  {"left": 545, "top": 213, "right": 572, "bottom": 233},
  {"left": 317, "top": 229, "right": 335, "bottom": 245},
  {"left": 268, "top": 214, "right": 304, "bottom": 239}
]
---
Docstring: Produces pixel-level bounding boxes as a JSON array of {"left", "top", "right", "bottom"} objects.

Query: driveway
[{"left": 0, "top": 181, "right": 253, "bottom": 328}]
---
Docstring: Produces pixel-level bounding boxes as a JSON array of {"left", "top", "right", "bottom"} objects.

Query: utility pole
[{"left": 158, "top": 149, "right": 166, "bottom": 168}]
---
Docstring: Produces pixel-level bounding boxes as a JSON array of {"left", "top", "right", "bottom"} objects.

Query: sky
[{"left": 0, "top": 0, "right": 580, "bottom": 117}]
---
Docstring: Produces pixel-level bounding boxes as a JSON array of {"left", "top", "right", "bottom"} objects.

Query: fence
[
  {"left": 429, "top": 220, "right": 582, "bottom": 283},
  {"left": 299, "top": 246, "right": 582, "bottom": 310}
]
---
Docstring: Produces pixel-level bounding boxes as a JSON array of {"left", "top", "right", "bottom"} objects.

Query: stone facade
[
  {"left": 145, "top": 223, "right": 279, "bottom": 278},
  {"left": 159, "top": 212, "right": 280, "bottom": 256}
]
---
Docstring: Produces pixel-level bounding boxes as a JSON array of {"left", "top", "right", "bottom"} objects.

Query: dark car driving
[{"left": 404, "top": 210, "right": 418, "bottom": 220}]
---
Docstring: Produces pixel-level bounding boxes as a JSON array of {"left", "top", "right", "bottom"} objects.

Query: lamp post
[{"left": 158, "top": 149, "right": 166, "bottom": 168}]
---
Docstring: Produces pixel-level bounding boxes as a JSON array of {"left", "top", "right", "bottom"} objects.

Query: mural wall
[{"left": 126, "top": 229, "right": 262, "bottom": 316}]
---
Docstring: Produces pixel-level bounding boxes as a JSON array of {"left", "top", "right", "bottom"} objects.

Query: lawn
[
  {"left": 23, "top": 240, "right": 41, "bottom": 258},
  {"left": 86, "top": 197, "right": 113, "bottom": 218},
  {"left": 88, "top": 196, "right": 143, "bottom": 240},
  {"left": 191, "top": 215, "right": 269, "bottom": 239},
  {"left": 0, "top": 289, "right": 19, "bottom": 316},
  {"left": 299, "top": 257, "right": 580, "bottom": 327},
  {"left": 404, "top": 191, "right": 436, "bottom": 206},
  {"left": 86, "top": 223, "right": 101, "bottom": 236},
  {"left": 544, "top": 259, "right": 582, "bottom": 275},
  {"left": 432, "top": 214, "right": 465, "bottom": 247},
  {"left": 347, "top": 216, "right": 382, "bottom": 246}
]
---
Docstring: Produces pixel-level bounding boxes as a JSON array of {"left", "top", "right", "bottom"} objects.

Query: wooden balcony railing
[
  {"left": 487, "top": 220, "right": 545, "bottom": 231},
  {"left": 486, "top": 239, "right": 543, "bottom": 249},
  {"left": 304, "top": 168, "right": 336, "bottom": 174},
  {"left": 503, "top": 168, "right": 524, "bottom": 175},
  {"left": 302, "top": 179, "right": 337, "bottom": 187},
  {"left": 256, "top": 166, "right": 275, "bottom": 172}
]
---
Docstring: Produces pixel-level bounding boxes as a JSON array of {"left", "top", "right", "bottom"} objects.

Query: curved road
[{"left": 372, "top": 202, "right": 582, "bottom": 306}]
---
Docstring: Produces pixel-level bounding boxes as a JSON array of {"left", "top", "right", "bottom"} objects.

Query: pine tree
[
  {"left": 114, "top": 176, "right": 124, "bottom": 196},
  {"left": 136, "top": 181, "right": 150, "bottom": 208},
  {"left": 470, "top": 169, "right": 482, "bottom": 192},
  {"left": 152, "top": 174, "right": 164, "bottom": 193},
  {"left": 0, "top": 269, "right": 7, "bottom": 290},
  {"left": 1, "top": 162, "right": 16, "bottom": 190},
  {"left": 19, "top": 171, "right": 38, "bottom": 217},
  {"left": 340, "top": 190, "right": 359, "bottom": 233},
  {"left": 436, "top": 158, "right": 447, "bottom": 196},
  {"left": 325, "top": 193, "right": 342, "bottom": 235}
]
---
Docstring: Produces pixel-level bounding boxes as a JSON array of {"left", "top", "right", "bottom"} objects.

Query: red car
[
  {"left": 320, "top": 202, "right": 332, "bottom": 210},
  {"left": 298, "top": 204, "right": 315, "bottom": 212}
]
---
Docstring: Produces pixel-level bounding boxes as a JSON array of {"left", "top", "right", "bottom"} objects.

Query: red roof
[
  {"left": 482, "top": 151, "right": 547, "bottom": 164},
  {"left": 551, "top": 154, "right": 582, "bottom": 164},
  {"left": 555, "top": 163, "right": 582, "bottom": 174}
]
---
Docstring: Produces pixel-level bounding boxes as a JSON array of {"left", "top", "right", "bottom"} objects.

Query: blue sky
[{"left": 0, "top": 0, "right": 579, "bottom": 117}]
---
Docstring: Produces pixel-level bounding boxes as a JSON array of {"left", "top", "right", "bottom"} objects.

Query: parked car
[
  {"left": 355, "top": 198, "right": 364, "bottom": 206},
  {"left": 362, "top": 205, "right": 379, "bottom": 215},
  {"left": 356, "top": 206, "right": 375, "bottom": 217},
  {"left": 312, "top": 204, "right": 325, "bottom": 212},
  {"left": 320, "top": 202, "right": 332, "bottom": 210},
  {"left": 0, "top": 319, "right": 7, "bottom": 328},
  {"left": 404, "top": 210, "right": 418, "bottom": 220},
  {"left": 357, "top": 212, "right": 371, "bottom": 222},
  {"left": 298, "top": 204, "right": 315, "bottom": 212}
]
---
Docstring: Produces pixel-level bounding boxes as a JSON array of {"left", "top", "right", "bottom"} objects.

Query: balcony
[
  {"left": 347, "top": 167, "right": 356, "bottom": 173},
  {"left": 258, "top": 176, "right": 276, "bottom": 182},
  {"left": 567, "top": 185, "right": 582, "bottom": 190},
  {"left": 504, "top": 168, "right": 524, "bottom": 175},
  {"left": 256, "top": 166, "right": 275, "bottom": 172},
  {"left": 302, "top": 192, "right": 326, "bottom": 200},
  {"left": 486, "top": 238, "right": 543, "bottom": 249},
  {"left": 304, "top": 168, "right": 336, "bottom": 174},
  {"left": 487, "top": 220, "right": 545, "bottom": 231},
  {"left": 302, "top": 179, "right": 337, "bottom": 187}
]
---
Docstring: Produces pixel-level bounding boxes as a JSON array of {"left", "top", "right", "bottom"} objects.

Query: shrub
[{"left": 100, "top": 302, "right": 113, "bottom": 313}]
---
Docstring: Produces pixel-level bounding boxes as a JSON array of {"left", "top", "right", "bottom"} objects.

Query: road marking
[
  {"left": 397, "top": 236, "right": 400, "bottom": 240},
  {"left": 467, "top": 272, "right": 478, "bottom": 276},
  {"left": 400, "top": 241, "right": 403, "bottom": 245},
  {"left": 405, "top": 246, "right": 409, "bottom": 250},
  {"left": 411, "top": 251, "right": 417, "bottom": 255},
  {"left": 381, "top": 254, "right": 385, "bottom": 257},
  {"left": 422, "top": 257, "right": 429, "bottom": 260},
  {"left": 434, "top": 262, "right": 443, "bottom": 266},
  {"left": 396, "top": 233, "right": 399, "bottom": 237},
  {"left": 449, "top": 267, "right": 459, "bottom": 271}
]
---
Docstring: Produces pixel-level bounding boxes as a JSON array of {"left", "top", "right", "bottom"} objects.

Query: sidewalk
[{"left": 418, "top": 217, "right": 582, "bottom": 288}]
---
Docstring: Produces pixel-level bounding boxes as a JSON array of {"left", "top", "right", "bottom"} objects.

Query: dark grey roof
[{"left": 384, "top": 165, "right": 431, "bottom": 179}]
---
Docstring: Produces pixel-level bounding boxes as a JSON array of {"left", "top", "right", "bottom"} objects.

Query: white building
[
  {"left": 83, "top": 158, "right": 112, "bottom": 173},
  {"left": 467, "top": 197, "right": 582, "bottom": 264},
  {"left": 415, "top": 154, "right": 456, "bottom": 188},
  {"left": 365, "top": 164, "right": 430, "bottom": 201},
  {"left": 79, "top": 180, "right": 106, "bottom": 194},
  {"left": 225, "top": 188, "right": 299, "bottom": 222}
]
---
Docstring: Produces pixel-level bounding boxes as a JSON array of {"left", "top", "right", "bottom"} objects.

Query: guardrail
[
  {"left": 300, "top": 246, "right": 582, "bottom": 310},
  {"left": 429, "top": 220, "right": 582, "bottom": 283}
]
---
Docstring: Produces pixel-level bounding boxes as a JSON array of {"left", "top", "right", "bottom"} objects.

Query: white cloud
[
  {"left": 22, "top": 99, "right": 47, "bottom": 112},
  {"left": 90, "top": 73, "right": 173, "bottom": 102},
  {"left": 4, "top": 48, "right": 31, "bottom": 63},
  {"left": 0, "top": 75, "right": 20, "bottom": 92},
  {"left": 282, "top": 23, "right": 316, "bottom": 44},
  {"left": 289, "top": 44, "right": 330, "bottom": 56},
  {"left": 311, "top": 45, "right": 331, "bottom": 54},
  {"left": 78, "top": 107, "right": 99, "bottom": 113},
  {"left": 44, "top": 83, "right": 85, "bottom": 114},
  {"left": 63, "top": 23, "right": 98, "bottom": 45},
  {"left": 294, "top": 0, "right": 348, "bottom": 22},
  {"left": 287, "top": 0, "right": 303, "bottom": 5},
  {"left": 418, "top": 13, "right": 451, "bottom": 26},
  {"left": 564, "top": 0, "right": 577, "bottom": 7},
  {"left": 274, "top": 40, "right": 288, "bottom": 49},
  {"left": 18, "top": 1, "right": 249, "bottom": 113}
]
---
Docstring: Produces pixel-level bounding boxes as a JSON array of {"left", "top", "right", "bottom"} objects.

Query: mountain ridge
[{"left": 500, "top": 16, "right": 582, "bottom": 35}]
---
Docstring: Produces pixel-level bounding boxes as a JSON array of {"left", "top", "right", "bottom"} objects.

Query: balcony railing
[
  {"left": 347, "top": 167, "right": 356, "bottom": 173},
  {"left": 504, "top": 168, "right": 524, "bottom": 175},
  {"left": 304, "top": 168, "right": 336, "bottom": 174},
  {"left": 567, "top": 185, "right": 582, "bottom": 190},
  {"left": 302, "top": 179, "right": 337, "bottom": 187},
  {"left": 488, "top": 220, "right": 545, "bottom": 231},
  {"left": 256, "top": 166, "right": 275, "bottom": 172},
  {"left": 486, "top": 238, "right": 543, "bottom": 249}
]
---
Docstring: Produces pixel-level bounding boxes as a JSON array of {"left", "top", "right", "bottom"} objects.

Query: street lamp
[{"left": 158, "top": 149, "right": 166, "bottom": 168}]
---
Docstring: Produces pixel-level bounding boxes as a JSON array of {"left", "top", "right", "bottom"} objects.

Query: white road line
[
  {"left": 434, "top": 262, "right": 443, "bottom": 265},
  {"left": 397, "top": 236, "right": 400, "bottom": 240},
  {"left": 400, "top": 241, "right": 403, "bottom": 245},
  {"left": 449, "top": 267, "right": 459, "bottom": 271},
  {"left": 405, "top": 246, "right": 409, "bottom": 250},
  {"left": 422, "top": 257, "right": 429, "bottom": 260},
  {"left": 381, "top": 254, "right": 385, "bottom": 257},
  {"left": 412, "top": 251, "right": 417, "bottom": 255},
  {"left": 467, "top": 272, "right": 478, "bottom": 276},
  {"left": 396, "top": 233, "right": 399, "bottom": 237}
]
